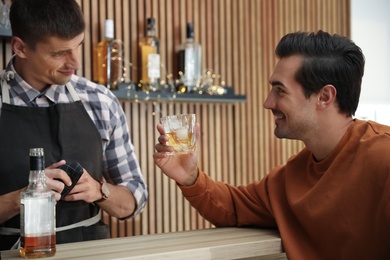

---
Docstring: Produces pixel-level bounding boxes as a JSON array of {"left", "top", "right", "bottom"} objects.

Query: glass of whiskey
[{"left": 160, "top": 114, "right": 197, "bottom": 155}]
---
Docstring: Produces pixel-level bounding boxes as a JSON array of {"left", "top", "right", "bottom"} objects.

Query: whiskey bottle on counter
[
  {"left": 20, "top": 148, "right": 56, "bottom": 258},
  {"left": 178, "top": 23, "right": 202, "bottom": 93},
  {"left": 94, "top": 19, "right": 122, "bottom": 90},
  {"left": 139, "top": 17, "right": 161, "bottom": 91}
]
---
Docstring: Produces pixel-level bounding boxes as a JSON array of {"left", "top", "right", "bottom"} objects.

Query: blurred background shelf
[
  {"left": 0, "top": 27, "right": 11, "bottom": 38},
  {"left": 112, "top": 83, "right": 246, "bottom": 103}
]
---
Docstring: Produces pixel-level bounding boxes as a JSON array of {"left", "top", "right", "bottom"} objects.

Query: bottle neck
[
  {"left": 146, "top": 18, "right": 156, "bottom": 38},
  {"left": 28, "top": 169, "right": 47, "bottom": 188},
  {"left": 147, "top": 28, "right": 156, "bottom": 37},
  {"left": 186, "top": 37, "right": 195, "bottom": 43},
  {"left": 105, "top": 36, "right": 114, "bottom": 42},
  {"left": 28, "top": 156, "right": 47, "bottom": 188},
  {"left": 186, "top": 24, "right": 195, "bottom": 41}
]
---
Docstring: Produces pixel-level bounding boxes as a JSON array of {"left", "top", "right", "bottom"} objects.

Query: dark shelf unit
[{"left": 111, "top": 83, "right": 246, "bottom": 103}]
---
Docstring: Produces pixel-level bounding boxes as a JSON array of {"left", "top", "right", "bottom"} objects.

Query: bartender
[{"left": 0, "top": 0, "right": 148, "bottom": 249}]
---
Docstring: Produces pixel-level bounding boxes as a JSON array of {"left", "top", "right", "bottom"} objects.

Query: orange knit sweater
[{"left": 180, "top": 119, "right": 390, "bottom": 259}]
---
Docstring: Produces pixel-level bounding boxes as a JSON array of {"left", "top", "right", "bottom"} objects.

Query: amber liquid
[
  {"left": 139, "top": 33, "right": 160, "bottom": 91},
  {"left": 93, "top": 39, "right": 122, "bottom": 89},
  {"left": 20, "top": 234, "right": 56, "bottom": 258},
  {"left": 166, "top": 131, "right": 195, "bottom": 154}
]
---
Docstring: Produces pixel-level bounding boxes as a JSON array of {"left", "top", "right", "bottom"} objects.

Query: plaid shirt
[{"left": 0, "top": 58, "right": 147, "bottom": 217}]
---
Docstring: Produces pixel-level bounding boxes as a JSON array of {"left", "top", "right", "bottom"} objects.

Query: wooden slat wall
[{"left": 0, "top": 0, "right": 350, "bottom": 238}]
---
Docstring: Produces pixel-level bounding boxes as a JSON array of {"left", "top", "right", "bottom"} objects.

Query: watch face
[{"left": 102, "top": 182, "right": 110, "bottom": 198}]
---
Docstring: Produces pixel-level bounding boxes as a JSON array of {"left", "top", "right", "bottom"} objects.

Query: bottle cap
[
  {"left": 147, "top": 17, "right": 155, "bottom": 31},
  {"left": 186, "top": 23, "right": 194, "bottom": 39},
  {"left": 29, "top": 148, "right": 44, "bottom": 170},
  {"left": 147, "top": 17, "right": 155, "bottom": 25},
  {"left": 105, "top": 19, "right": 114, "bottom": 39},
  {"left": 29, "top": 148, "right": 44, "bottom": 157}
]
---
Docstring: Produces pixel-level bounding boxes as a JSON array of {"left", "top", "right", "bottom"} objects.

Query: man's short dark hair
[
  {"left": 275, "top": 30, "right": 365, "bottom": 116},
  {"left": 10, "top": 0, "right": 85, "bottom": 49}
]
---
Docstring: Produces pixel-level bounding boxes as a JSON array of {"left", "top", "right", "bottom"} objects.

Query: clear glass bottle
[
  {"left": 139, "top": 17, "right": 161, "bottom": 91},
  {"left": 94, "top": 19, "right": 122, "bottom": 90},
  {"left": 178, "top": 23, "right": 202, "bottom": 92},
  {"left": 20, "top": 148, "right": 56, "bottom": 258}
]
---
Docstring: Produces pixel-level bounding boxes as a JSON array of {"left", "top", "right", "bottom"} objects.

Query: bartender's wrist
[{"left": 94, "top": 180, "right": 110, "bottom": 203}]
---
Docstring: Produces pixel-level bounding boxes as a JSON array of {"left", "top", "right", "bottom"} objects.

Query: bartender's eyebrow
[{"left": 51, "top": 40, "right": 85, "bottom": 55}]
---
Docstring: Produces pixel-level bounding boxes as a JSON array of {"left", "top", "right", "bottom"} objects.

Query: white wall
[{"left": 352, "top": 0, "right": 390, "bottom": 125}]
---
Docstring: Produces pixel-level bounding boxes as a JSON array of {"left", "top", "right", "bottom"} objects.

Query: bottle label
[
  {"left": 185, "top": 48, "right": 196, "bottom": 80},
  {"left": 148, "top": 54, "right": 161, "bottom": 79},
  {"left": 21, "top": 198, "right": 55, "bottom": 236},
  {"left": 183, "top": 45, "right": 201, "bottom": 87}
]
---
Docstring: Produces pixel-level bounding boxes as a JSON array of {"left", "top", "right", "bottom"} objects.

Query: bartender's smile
[{"left": 58, "top": 69, "right": 76, "bottom": 77}]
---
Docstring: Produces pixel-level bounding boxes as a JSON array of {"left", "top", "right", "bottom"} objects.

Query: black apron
[{"left": 0, "top": 76, "right": 110, "bottom": 249}]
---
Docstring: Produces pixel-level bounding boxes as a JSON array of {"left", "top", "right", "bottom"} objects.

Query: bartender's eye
[{"left": 52, "top": 51, "right": 65, "bottom": 57}]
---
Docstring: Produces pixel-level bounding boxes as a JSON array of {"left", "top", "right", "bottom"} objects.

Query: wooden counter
[{"left": 1, "top": 227, "right": 285, "bottom": 260}]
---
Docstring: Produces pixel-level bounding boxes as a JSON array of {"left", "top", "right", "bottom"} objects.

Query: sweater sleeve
[{"left": 179, "top": 169, "right": 277, "bottom": 228}]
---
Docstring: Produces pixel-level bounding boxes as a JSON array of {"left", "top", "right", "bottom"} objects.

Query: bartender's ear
[{"left": 11, "top": 37, "right": 28, "bottom": 58}]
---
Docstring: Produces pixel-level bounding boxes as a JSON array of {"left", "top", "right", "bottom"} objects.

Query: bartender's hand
[
  {"left": 47, "top": 161, "right": 135, "bottom": 218},
  {"left": 45, "top": 161, "right": 100, "bottom": 203},
  {"left": 45, "top": 160, "right": 71, "bottom": 201},
  {"left": 62, "top": 168, "right": 136, "bottom": 218},
  {"left": 59, "top": 168, "right": 103, "bottom": 203},
  {"left": 153, "top": 123, "right": 200, "bottom": 186}
]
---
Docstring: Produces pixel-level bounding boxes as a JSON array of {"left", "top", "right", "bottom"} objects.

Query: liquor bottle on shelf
[
  {"left": 94, "top": 19, "right": 122, "bottom": 90},
  {"left": 139, "top": 17, "right": 161, "bottom": 92},
  {"left": 20, "top": 148, "right": 56, "bottom": 258},
  {"left": 177, "top": 23, "right": 202, "bottom": 93}
]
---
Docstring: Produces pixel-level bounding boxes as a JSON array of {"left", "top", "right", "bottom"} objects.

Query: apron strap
[
  {"left": 65, "top": 82, "right": 81, "bottom": 102},
  {"left": 56, "top": 210, "right": 101, "bottom": 232},
  {"left": 0, "top": 210, "right": 102, "bottom": 235},
  {"left": 0, "top": 71, "right": 15, "bottom": 104},
  {"left": 0, "top": 210, "right": 102, "bottom": 249},
  {"left": 0, "top": 73, "right": 79, "bottom": 104},
  {"left": 0, "top": 226, "right": 19, "bottom": 235}
]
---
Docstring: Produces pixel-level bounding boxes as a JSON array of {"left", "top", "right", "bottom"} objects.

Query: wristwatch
[{"left": 95, "top": 180, "right": 110, "bottom": 203}]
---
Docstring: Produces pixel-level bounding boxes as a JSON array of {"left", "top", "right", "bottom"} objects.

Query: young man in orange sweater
[{"left": 153, "top": 30, "right": 390, "bottom": 259}]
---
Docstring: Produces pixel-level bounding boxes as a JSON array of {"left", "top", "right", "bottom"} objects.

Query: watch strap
[{"left": 94, "top": 181, "right": 108, "bottom": 203}]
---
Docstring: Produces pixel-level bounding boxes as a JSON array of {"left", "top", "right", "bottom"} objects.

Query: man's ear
[
  {"left": 317, "top": 84, "right": 337, "bottom": 109},
  {"left": 11, "top": 37, "right": 28, "bottom": 58}
]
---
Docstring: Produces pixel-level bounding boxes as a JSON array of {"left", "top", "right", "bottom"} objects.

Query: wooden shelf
[
  {"left": 111, "top": 83, "right": 246, "bottom": 103},
  {"left": 0, "top": 27, "right": 11, "bottom": 38}
]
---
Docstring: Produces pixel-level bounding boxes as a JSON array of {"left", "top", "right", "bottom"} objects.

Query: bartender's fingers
[
  {"left": 46, "top": 166, "right": 72, "bottom": 187},
  {"left": 62, "top": 169, "right": 100, "bottom": 203},
  {"left": 47, "top": 159, "right": 66, "bottom": 169},
  {"left": 52, "top": 191, "right": 61, "bottom": 202},
  {"left": 45, "top": 160, "right": 71, "bottom": 184},
  {"left": 45, "top": 160, "right": 70, "bottom": 200},
  {"left": 46, "top": 180, "right": 67, "bottom": 198}
]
